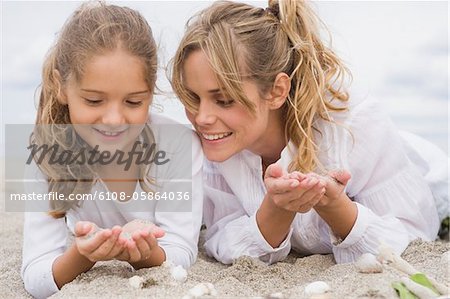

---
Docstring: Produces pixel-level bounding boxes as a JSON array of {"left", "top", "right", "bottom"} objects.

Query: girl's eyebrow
[{"left": 80, "top": 89, "right": 150, "bottom": 95}]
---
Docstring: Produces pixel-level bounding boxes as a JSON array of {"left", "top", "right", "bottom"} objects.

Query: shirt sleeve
[
  {"left": 154, "top": 131, "right": 203, "bottom": 269},
  {"left": 202, "top": 166, "right": 293, "bottom": 265},
  {"left": 320, "top": 99, "right": 440, "bottom": 263},
  {"left": 21, "top": 212, "right": 67, "bottom": 299},
  {"left": 21, "top": 161, "right": 67, "bottom": 299}
]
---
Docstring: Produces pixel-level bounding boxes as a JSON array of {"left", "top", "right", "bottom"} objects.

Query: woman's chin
[{"left": 204, "top": 152, "right": 232, "bottom": 163}]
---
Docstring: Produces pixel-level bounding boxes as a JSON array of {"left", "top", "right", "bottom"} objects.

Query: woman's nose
[{"left": 195, "top": 100, "right": 216, "bottom": 126}]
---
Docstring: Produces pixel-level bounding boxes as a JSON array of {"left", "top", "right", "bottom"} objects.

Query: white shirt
[
  {"left": 21, "top": 113, "right": 204, "bottom": 299},
  {"left": 203, "top": 99, "right": 444, "bottom": 265}
]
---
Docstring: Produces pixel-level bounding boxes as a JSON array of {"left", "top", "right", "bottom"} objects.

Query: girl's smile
[{"left": 92, "top": 126, "right": 129, "bottom": 142}]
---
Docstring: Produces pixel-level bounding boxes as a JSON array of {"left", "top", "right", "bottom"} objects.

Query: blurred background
[{"left": 1, "top": 0, "right": 448, "bottom": 156}]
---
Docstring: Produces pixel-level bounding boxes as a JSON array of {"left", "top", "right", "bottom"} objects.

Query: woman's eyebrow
[{"left": 207, "top": 89, "right": 221, "bottom": 94}]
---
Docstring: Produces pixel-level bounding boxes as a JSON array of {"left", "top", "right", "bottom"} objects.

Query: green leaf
[
  {"left": 410, "top": 273, "right": 440, "bottom": 295},
  {"left": 392, "top": 281, "right": 418, "bottom": 299}
]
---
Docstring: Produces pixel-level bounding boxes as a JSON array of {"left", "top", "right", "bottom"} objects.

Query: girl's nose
[{"left": 102, "top": 104, "right": 125, "bottom": 126}]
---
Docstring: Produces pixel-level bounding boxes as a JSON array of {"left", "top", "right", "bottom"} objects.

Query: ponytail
[{"left": 272, "top": 0, "right": 350, "bottom": 173}]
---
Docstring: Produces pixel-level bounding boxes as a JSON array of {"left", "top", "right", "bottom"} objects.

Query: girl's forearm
[
  {"left": 256, "top": 194, "right": 296, "bottom": 248},
  {"left": 129, "top": 245, "right": 166, "bottom": 270},
  {"left": 52, "top": 243, "right": 96, "bottom": 289}
]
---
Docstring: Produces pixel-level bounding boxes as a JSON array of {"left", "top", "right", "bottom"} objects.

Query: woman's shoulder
[{"left": 319, "top": 97, "right": 383, "bottom": 124}]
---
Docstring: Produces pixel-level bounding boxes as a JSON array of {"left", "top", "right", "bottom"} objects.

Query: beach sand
[{"left": 1, "top": 202, "right": 449, "bottom": 299}]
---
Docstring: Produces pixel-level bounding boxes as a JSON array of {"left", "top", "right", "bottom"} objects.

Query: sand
[{"left": 1, "top": 198, "right": 449, "bottom": 299}]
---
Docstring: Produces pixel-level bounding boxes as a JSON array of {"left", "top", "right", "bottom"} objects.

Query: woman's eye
[
  {"left": 216, "top": 99, "right": 234, "bottom": 107},
  {"left": 83, "top": 98, "right": 102, "bottom": 105}
]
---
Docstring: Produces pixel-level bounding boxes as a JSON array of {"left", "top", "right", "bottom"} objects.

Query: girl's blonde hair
[
  {"left": 171, "top": 0, "right": 350, "bottom": 173},
  {"left": 33, "top": 2, "right": 158, "bottom": 218}
]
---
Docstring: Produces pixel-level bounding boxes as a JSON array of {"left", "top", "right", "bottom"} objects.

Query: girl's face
[
  {"left": 61, "top": 49, "right": 152, "bottom": 154},
  {"left": 183, "top": 50, "right": 279, "bottom": 162}
]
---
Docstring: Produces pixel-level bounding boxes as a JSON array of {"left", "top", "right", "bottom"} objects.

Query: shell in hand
[{"left": 120, "top": 219, "right": 160, "bottom": 240}]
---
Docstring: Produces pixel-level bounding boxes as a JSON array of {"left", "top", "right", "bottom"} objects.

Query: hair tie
[{"left": 265, "top": 6, "right": 280, "bottom": 20}]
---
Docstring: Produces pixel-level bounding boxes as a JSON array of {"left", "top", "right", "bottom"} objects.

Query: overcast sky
[{"left": 1, "top": 0, "right": 448, "bottom": 153}]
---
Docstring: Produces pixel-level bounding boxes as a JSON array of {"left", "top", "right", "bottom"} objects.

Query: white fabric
[
  {"left": 21, "top": 113, "right": 204, "bottom": 299},
  {"left": 203, "top": 99, "right": 444, "bottom": 265}
]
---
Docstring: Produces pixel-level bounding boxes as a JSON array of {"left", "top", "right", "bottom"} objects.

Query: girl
[
  {"left": 171, "top": 0, "right": 447, "bottom": 265},
  {"left": 21, "top": 3, "right": 203, "bottom": 298}
]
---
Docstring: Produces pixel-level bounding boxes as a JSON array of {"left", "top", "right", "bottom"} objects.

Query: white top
[
  {"left": 203, "top": 99, "right": 445, "bottom": 265},
  {"left": 21, "top": 113, "right": 204, "bottom": 299}
]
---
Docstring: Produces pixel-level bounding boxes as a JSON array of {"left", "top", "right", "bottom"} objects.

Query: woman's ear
[
  {"left": 53, "top": 69, "right": 68, "bottom": 105},
  {"left": 267, "top": 72, "right": 290, "bottom": 110}
]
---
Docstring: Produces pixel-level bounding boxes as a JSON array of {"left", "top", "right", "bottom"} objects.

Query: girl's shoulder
[
  {"left": 147, "top": 112, "right": 194, "bottom": 141},
  {"left": 148, "top": 112, "right": 185, "bottom": 126},
  {"left": 147, "top": 112, "right": 202, "bottom": 157}
]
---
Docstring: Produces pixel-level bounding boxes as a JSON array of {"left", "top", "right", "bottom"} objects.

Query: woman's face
[
  {"left": 61, "top": 48, "right": 152, "bottom": 154},
  {"left": 183, "top": 50, "right": 277, "bottom": 162}
]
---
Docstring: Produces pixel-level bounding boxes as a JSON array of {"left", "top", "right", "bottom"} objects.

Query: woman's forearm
[
  {"left": 315, "top": 195, "right": 358, "bottom": 239},
  {"left": 256, "top": 194, "right": 296, "bottom": 248}
]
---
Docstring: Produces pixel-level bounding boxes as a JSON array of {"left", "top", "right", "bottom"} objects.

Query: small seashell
[
  {"left": 267, "top": 292, "right": 284, "bottom": 298},
  {"left": 186, "top": 282, "right": 216, "bottom": 298},
  {"left": 129, "top": 275, "right": 144, "bottom": 289},
  {"left": 189, "top": 283, "right": 210, "bottom": 297},
  {"left": 170, "top": 265, "right": 188, "bottom": 283},
  {"left": 377, "top": 243, "right": 417, "bottom": 275},
  {"left": 355, "top": 253, "right": 383, "bottom": 273},
  {"left": 304, "top": 281, "right": 330, "bottom": 296}
]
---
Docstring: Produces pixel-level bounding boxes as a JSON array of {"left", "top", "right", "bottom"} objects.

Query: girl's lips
[{"left": 93, "top": 128, "right": 127, "bottom": 140}]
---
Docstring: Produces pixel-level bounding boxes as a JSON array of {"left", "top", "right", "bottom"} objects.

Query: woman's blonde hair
[
  {"left": 33, "top": 1, "right": 158, "bottom": 218},
  {"left": 171, "top": 0, "right": 350, "bottom": 173}
]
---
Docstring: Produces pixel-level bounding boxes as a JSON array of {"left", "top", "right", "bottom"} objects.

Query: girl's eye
[
  {"left": 126, "top": 100, "right": 143, "bottom": 106},
  {"left": 216, "top": 99, "right": 234, "bottom": 107},
  {"left": 83, "top": 98, "right": 102, "bottom": 106}
]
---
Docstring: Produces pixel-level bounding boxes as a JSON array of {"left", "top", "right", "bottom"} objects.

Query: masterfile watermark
[
  {"left": 4, "top": 123, "right": 194, "bottom": 212},
  {"left": 27, "top": 141, "right": 170, "bottom": 171}
]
